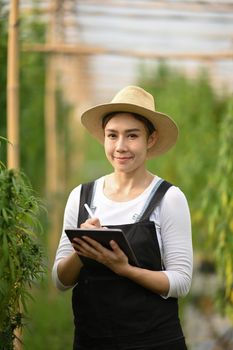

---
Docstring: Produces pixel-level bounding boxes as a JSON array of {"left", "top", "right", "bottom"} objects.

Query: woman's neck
[{"left": 103, "top": 170, "right": 155, "bottom": 202}]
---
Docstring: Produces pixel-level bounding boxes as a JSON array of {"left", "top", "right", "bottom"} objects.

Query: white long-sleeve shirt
[{"left": 52, "top": 176, "right": 193, "bottom": 298}]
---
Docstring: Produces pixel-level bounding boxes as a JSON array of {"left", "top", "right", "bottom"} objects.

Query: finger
[
  {"left": 80, "top": 217, "right": 101, "bottom": 228},
  {"left": 80, "top": 222, "right": 96, "bottom": 229},
  {"left": 82, "top": 237, "right": 117, "bottom": 259},
  {"left": 72, "top": 237, "right": 84, "bottom": 249},
  {"left": 72, "top": 237, "right": 92, "bottom": 251},
  {"left": 110, "top": 240, "right": 128, "bottom": 260},
  {"left": 74, "top": 237, "right": 94, "bottom": 251},
  {"left": 81, "top": 235, "right": 106, "bottom": 251},
  {"left": 73, "top": 240, "right": 99, "bottom": 259},
  {"left": 76, "top": 237, "right": 104, "bottom": 260},
  {"left": 73, "top": 237, "right": 84, "bottom": 244},
  {"left": 109, "top": 240, "right": 121, "bottom": 252},
  {"left": 72, "top": 239, "right": 84, "bottom": 253}
]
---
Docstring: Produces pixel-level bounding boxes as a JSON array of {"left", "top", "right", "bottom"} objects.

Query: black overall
[{"left": 72, "top": 180, "right": 187, "bottom": 350}]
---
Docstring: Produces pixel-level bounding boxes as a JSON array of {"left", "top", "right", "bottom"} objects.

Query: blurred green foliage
[
  {"left": 23, "top": 285, "right": 73, "bottom": 350},
  {"left": 0, "top": 2, "right": 46, "bottom": 193},
  {"left": 202, "top": 98, "right": 233, "bottom": 318},
  {"left": 19, "top": 14, "right": 47, "bottom": 194},
  {"left": 0, "top": 162, "right": 45, "bottom": 349},
  {"left": 141, "top": 64, "right": 220, "bottom": 189},
  {"left": 19, "top": 52, "right": 46, "bottom": 192}
]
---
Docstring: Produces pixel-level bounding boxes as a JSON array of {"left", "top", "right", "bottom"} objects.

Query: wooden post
[
  {"left": 44, "top": 55, "right": 58, "bottom": 196},
  {"left": 7, "top": 2, "right": 22, "bottom": 348},
  {"left": 7, "top": 0, "right": 19, "bottom": 170},
  {"left": 44, "top": 0, "right": 62, "bottom": 272},
  {"left": 44, "top": 51, "right": 62, "bottom": 267}
]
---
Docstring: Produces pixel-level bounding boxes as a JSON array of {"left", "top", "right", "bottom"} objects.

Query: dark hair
[{"left": 102, "top": 112, "right": 156, "bottom": 136}]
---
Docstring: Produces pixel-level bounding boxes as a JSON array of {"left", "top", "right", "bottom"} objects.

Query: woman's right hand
[{"left": 80, "top": 217, "right": 102, "bottom": 229}]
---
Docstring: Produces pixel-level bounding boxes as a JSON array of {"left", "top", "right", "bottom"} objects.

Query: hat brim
[{"left": 81, "top": 102, "right": 178, "bottom": 158}]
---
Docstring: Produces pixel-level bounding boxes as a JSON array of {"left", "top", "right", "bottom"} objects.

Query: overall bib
[{"left": 72, "top": 180, "right": 187, "bottom": 350}]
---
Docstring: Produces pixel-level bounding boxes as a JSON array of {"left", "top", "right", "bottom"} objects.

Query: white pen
[{"left": 84, "top": 203, "right": 95, "bottom": 218}]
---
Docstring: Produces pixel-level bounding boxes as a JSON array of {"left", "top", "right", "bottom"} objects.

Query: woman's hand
[
  {"left": 72, "top": 235, "right": 130, "bottom": 276},
  {"left": 80, "top": 217, "right": 102, "bottom": 229}
]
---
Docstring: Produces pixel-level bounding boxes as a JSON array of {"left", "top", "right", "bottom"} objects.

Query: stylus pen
[{"left": 84, "top": 203, "right": 95, "bottom": 218}]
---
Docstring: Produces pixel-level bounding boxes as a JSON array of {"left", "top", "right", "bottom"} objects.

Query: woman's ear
[{"left": 147, "top": 131, "right": 158, "bottom": 150}]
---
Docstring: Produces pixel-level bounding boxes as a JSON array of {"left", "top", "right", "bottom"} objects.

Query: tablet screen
[{"left": 65, "top": 228, "right": 139, "bottom": 267}]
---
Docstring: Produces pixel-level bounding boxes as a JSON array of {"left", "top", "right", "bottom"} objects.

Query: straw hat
[{"left": 81, "top": 85, "right": 178, "bottom": 158}]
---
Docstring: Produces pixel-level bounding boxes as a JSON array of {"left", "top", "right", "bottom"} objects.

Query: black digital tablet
[{"left": 65, "top": 228, "right": 139, "bottom": 267}]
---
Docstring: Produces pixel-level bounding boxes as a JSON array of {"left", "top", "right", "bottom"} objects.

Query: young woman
[{"left": 52, "top": 86, "right": 193, "bottom": 350}]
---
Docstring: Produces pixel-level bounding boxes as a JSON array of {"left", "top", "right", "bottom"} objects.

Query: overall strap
[
  {"left": 139, "top": 180, "right": 172, "bottom": 222},
  {"left": 77, "top": 181, "right": 95, "bottom": 227}
]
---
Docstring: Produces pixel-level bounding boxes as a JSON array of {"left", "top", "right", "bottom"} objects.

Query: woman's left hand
[{"left": 73, "top": 236, "right": 130, "bottom": 276}]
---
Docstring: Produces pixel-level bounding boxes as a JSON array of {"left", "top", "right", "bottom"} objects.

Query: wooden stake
[
  {"left": 44, "top": 54, "right": 58, "bottom": 195},
  {"left": 44, "top": 0, "right": 61, "bottom": 272},
  {"left": 7, "top": 0, "right": 19, "bottom": 170},
  {"left": 7, "top": 2, "right": 22, "bottom": 348}
]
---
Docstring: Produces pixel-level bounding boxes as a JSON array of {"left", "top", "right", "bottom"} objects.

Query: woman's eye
[
  {"left": 107, "top": 133, "right": 117, "bottom": 139},
  {"left": 128, "top": 134, "right": 138, "bottom": 139}
]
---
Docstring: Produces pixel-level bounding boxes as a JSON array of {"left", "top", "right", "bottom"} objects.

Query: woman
[{"left": 52, "top": 86, "right": 193, "bottom": 350}]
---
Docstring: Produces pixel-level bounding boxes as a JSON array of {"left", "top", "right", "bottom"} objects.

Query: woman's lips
[{"left": 113, "top": 156, "right": 133, "bottom": 163}]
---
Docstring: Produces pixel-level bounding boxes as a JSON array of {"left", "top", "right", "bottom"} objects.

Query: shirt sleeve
[
  {"left": 158, "top": 186, "right": 193, "bottom": 298},
  {"left": 51, "top": 185, "right": 81, "bottom": 291}
]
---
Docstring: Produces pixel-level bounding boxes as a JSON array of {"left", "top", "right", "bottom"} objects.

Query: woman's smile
[{"left": 113, "top": 155, "right": 133, "bottom": 161}]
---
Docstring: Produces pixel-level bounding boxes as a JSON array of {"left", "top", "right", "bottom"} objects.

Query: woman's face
[{"left": 104, "top": 113, "right": 157, "bottom": 174}]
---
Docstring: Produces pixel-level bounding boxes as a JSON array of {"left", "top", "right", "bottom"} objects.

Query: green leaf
[{"left": 1, "top": 208, "right": 9, "bottom": 223}]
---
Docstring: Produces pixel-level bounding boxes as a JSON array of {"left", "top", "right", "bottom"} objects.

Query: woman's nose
[{"left": 115, "top": 137, "right": 127, "bottom": 151}]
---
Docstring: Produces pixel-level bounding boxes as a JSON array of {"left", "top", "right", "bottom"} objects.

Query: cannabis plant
[
  {"left": 0, "top": 164, "right": 45, "bottom": 349},
  {"left": 202, "top": 98, "right": 233, "bottom": 317}
]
